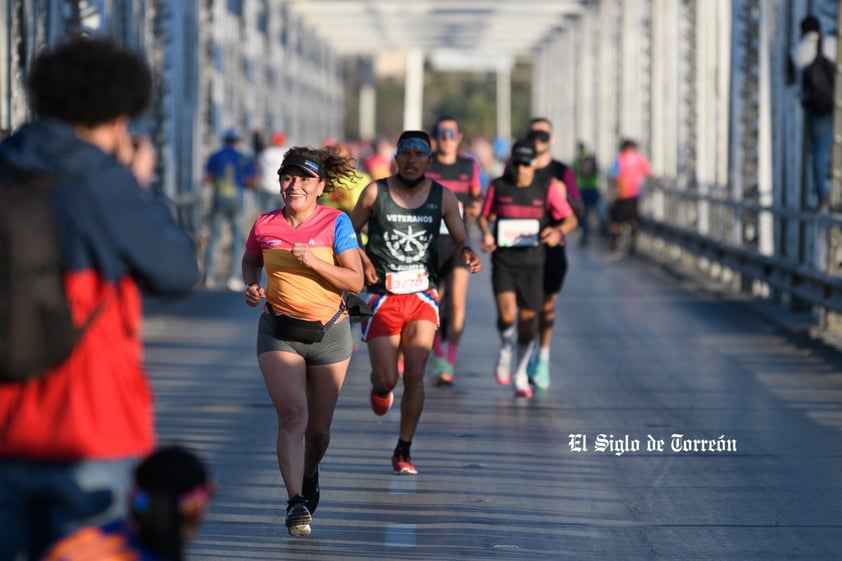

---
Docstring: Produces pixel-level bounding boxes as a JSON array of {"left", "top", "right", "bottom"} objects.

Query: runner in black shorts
[
  {"left": 479, "top": 140, "right": 577, "bottom": 398},
  {"left": 607, "top": 139, "right": 653, "bottom": 255},
  {"left": 526, "top": 118, "right": 584, "bottom": 390},
  {"left": 425, "top": 116, "right": 483, "bottom": 386}
]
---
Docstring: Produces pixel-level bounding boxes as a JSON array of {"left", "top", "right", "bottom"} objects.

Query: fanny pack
[
  {"left": 345, "top": 293, "right": 373, "bottom": 323},
  {"left": 266, "top": 302, "right": 345, "bottom": 344}
]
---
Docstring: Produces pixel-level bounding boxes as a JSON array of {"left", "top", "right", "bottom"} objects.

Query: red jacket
[{"left": 0, "top": 119, "right": 199, "bottom": 461}]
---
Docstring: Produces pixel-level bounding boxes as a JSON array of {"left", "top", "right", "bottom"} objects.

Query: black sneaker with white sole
[
  {"left": 285, "top": 494, "right": 312, "bottom": 536},
  {"left": 302, "top": 467, "right": 320, "bottom": 514}
]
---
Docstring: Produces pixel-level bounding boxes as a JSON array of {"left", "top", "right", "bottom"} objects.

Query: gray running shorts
[{"left": 257, "top": 312, "right": 353, "bottom": 365}]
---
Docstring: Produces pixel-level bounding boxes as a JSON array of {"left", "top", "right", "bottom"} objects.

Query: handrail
[{"left": 639, "top": 184, "right": 842, "bottom": 315}]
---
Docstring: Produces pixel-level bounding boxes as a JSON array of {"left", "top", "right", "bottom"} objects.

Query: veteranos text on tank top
[{"left": 365, "top": 178, "right": 443, "bottom": 294}]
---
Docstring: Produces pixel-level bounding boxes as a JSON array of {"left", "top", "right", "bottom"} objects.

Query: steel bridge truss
[{"left": 533, "top": 0, "right": 842, "bottom": 332}]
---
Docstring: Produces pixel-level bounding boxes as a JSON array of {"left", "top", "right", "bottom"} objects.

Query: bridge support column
[{"left": 403, "top": 48, "right": 424, "bottom": 131}]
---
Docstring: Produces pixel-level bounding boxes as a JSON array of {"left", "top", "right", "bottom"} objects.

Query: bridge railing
[{"left": 639, "top": 183, "right": 842, "bottom": 318}]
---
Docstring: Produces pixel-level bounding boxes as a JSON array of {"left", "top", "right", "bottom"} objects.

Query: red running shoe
[
  {"left": 370, "top": 388, "right": 394, "bottom": 416},
  {"left": 392, "top": 453, "right": 418, "bottom": 475},
  {"left": 514, "top": 387, "right": 533, "bottom": 398}
]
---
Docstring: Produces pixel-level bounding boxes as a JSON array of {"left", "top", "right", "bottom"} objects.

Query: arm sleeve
[
  {"left": 244, "top": 220, "right": 261, "bottom": 257},
  {"left": 791, "top": 37, "right": 816, "bottom": 70},
  {"left": 96, "top": 164, "right": 199, "bottom": 295},
  {"left": 563, "top": 167, "right": 582, "bottom": 200},
  {"left": 547, "top": 182, "right": 574, "bottom": 221},
  {"left": 334, "top": 212, "right": 359, "bottom": 254},
  {"left": 469, "top": 159, "right": 483, "bottom": 197},
  {"left": 480, "top": 183, "right": 497, "bottom": 218},
  {"left": 826, "top": 36, "right": 838, "bottom": 62},
  {"left": 204, "top": 152, "right": 217, "bottom": 176}
]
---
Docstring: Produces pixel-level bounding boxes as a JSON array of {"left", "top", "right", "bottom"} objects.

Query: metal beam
[{"left": 285, "top": 0, "right": 586, "bottom": 56}]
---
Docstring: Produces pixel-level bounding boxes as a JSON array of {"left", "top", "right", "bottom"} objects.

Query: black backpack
[
  {"left": 0, "top": 163, "right": 97, "bottom": 383},
  {"left": 578, "top": 155, "right": 597, "bottom": 179},
  {"left": 801, "top": 35, "right": 835, "bottom": 115}
]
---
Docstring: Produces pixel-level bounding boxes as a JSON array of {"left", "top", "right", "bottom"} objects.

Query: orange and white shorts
[{"left": 360, "top": 290, "right": 439, "bottom": 341}]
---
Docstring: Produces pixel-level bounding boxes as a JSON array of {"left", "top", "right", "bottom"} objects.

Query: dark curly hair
[
  {"left": 801, "top": 15, "right": 821, "bottom": 35},
  {"left": 132, "top": 446, "right": 211, "bottom": 561},
  {"left": 26, "top": 35, "right": 153, "bottom": 127},
  {"left": 280, "top": 145, "right": 361, "bottom": 197}
]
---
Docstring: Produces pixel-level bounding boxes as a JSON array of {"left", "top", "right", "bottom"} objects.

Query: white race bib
[
  {"left": 496, "top": 218, "right": 541, "bottom": 247},
  {"left": 385, "top": 270, "right": 430, "bottom": 294}
]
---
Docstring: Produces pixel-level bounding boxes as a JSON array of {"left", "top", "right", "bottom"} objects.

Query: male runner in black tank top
[{"left": 350, "top": 130, "right": 482, "bottom": 475}]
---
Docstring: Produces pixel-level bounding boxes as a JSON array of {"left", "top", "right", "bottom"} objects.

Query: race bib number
[
  {"left": 440, "top": 201, "right": 465, "bottom": 234},
  {"left": 496, "top": 219, "right": 541, "bottom": 247},
  {"left": 385, "top": 270, "right": 430, "bottom": 294}
]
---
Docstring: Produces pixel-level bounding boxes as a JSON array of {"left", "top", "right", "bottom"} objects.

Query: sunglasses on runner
[
  {"left": 437, "top": 126, "right": 459, "bottom": 141},
  {"left": 527, "top": 130, "right": 550, "bottom": 143}
]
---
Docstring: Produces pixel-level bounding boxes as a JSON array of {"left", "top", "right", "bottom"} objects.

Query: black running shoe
[
  {"left": 302, "top": 467, "right": 320, "bottom": 514},
  {"left": 285, "top": 494, "right": 312, "bottom": 536}
]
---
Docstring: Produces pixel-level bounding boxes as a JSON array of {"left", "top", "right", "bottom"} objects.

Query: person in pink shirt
[
  {"left": 607, "top": 139, "right": 654, "bottom": 254},
  {"left": 240, "top": 146, "right": 364, "bottom": 537},
  {"left": 479, "top": 140, "right": 577, "bottom": 398}
]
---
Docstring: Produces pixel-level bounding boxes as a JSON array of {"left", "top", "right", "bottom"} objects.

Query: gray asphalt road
[{"left": 143, "top": 244, "right": 842, "bottom": 560}]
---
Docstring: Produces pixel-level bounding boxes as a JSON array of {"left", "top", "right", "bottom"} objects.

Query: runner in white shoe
[
  {"left": 525, "top": 117, "right": 584, "bottom": 390},
  {"left": 478, "top": 140, "right": 577, "bottom": 398}
]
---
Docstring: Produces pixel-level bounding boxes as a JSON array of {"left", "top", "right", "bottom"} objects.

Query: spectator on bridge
[
  {"left": 479, "top": 140, "right": 577, "bottom": 398},
  {"left": 607, "top": 138, "right": 654, "bottom": 256},
  {"left": 425, "top": 116, "right": 484, "bottom": 387},
  {"left": 350, "top": 130, "right": 482, "bottom": 475},
  {"left": 41, "top": 446, "right": 214, "bottom": 561},
  {"left": 363, "top": 136, "right": 394, "bottom": 181},
  {"left": 524, "top": 117, "right": 583, "bottom": 390},
  {"left": 789, "top": 14, "right": 837, "bottom": 211},
  {"left": 467, "top": 133, "right": 500, "bottom": 188},
  {"left": 573, "top": 141, "right": 604, "bottom": 245},
  {"left": 0, "top": 35, "right": 199, "bottom": 560},
  {"left": 240, "top": 146, "right": 363, "bottom": 537},
  {"left": 203, "top": 127, "right": 254, "bottom": 291},
  {"left": 256, "top": 131, "right": 289, "bottom": 213}
]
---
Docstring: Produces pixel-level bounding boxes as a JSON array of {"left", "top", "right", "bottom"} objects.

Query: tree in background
[{"left": 343, "top": 57, "right": 532, "bottom": 144}]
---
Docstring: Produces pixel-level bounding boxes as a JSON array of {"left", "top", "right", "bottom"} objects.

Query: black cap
[
  {"left": 279, "top": 155, "right": 324, "bottom": 178},
  {"left": 510, "top": 140, "right": 537, "bottom": 165}
]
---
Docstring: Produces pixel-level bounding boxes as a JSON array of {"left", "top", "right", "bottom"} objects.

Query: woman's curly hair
[{"left": 280, "top": 145, "right": 362, "bottom": 197}]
